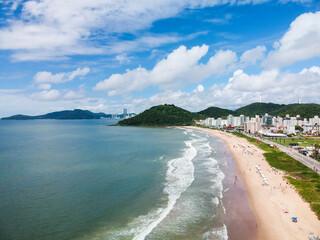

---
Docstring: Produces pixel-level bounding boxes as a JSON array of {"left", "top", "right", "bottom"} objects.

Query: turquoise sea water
[{"left": 0, "top": 120, "right": 241, "bottom": 240}]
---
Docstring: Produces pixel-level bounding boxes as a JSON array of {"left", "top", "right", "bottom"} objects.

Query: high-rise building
[
  {"left": 240, "top": 115, "right": 245, "bottom": 125},
  {"left": 227, "top": 114, "right": 234, "bottom": 126},
  {"left": 123, "top": 108, "right": 127, "bottom": 118}
]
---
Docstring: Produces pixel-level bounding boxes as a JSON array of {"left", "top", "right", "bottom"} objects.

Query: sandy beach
[{"left": 185, "top": 126, "right": 320, "bottom": 240}]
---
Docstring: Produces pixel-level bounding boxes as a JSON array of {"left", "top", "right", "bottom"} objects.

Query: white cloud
[
  {"left": 33, "top": 67, "right": 90, "bottom": 84},
  {"left": 30, "top": 89, "right": 61, "bottom": 101},
  {"left": 30, "top": 88, "right": 86, "bottom": 101},
  {"left": 264, "top": 11, "right": 320, "bottom": 68},
  {"left": 227, "top": 68, "right": 279, "bottom": 91},
  {"left": 1, "top": 65, "right": 319, "bottom": 118},
  {"left": 38, "top": 83, "right": 51, "bottom": 90},
  {"left": 0, "top": 0, "right": 299, "bottom": 61},
  {"left": 115, "top": 54, "right": 132, "bottom": 64},
  {"left": 63, "top": 89, "right": 86, "bottom": 100},
  {"left": 94, "top": 45, "right": 237, "bottom": 95},
  {"left": 240, "top": 45, "right": 266, "bottom": 66},
  {"left": 68, "top": 68, "right": 90, "bottom": 81},
  {"left": 104, "top": 32, "right": 208, "bottom": 55},
  {"left": 123, "top": 65, "right": 320, "bottom": 113},
  {"left": 300, "top": 66, "right": 320, "bottom": 75},
  {"left": 78, "top": 104, "right": 107, "bottom": 113},
  {"left": 0, "top": 0, "right": 218, "bottom": 60},
  {"left": 0, "top": 88, "right": 96, "bottom": 117},
  {"left": 206, "top": 13, "right": 232, "bottom": 24},
  {"left": 193, "top": 84, "right": 204, "bottom": 93}
]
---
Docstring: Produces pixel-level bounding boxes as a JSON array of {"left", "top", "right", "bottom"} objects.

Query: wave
[
  {"left": 202, "top": 225, "right": 228, "bottom": 240},
  {"left": 75, "top": 128, "right": 227, "bottom": 240},
  {"left": 130, "top": 139, "right": 197, "bottom": 239}
]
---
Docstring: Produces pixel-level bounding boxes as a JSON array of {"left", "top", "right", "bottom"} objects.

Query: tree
[
  {"left": 295, "top": 125, "right": 303, "bottom": 132},
  {"left": 312, "top": 143, "right": 320, "bottom": 160}
]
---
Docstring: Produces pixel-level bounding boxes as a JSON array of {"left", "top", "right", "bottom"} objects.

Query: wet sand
[
  {"left": 184, "top": 126, "right": 320, "bottom": 240},
  {"left": 220, "top": 145, "right": 257, "bottom": 240}
]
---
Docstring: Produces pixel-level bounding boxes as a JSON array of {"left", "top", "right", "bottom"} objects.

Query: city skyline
[{"left": 1, "top": 0, "right": 320, "bottom": 117}]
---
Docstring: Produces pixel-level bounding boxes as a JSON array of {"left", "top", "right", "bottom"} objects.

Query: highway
[{"left": 244, "top": 133, "right": 320, "bottom": 174}]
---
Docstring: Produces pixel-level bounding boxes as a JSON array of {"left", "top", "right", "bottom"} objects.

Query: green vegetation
[
  {"left": 295, "top": 125, "right": 303, "bottom": 132},
  {"left": 1, "top": 109, "right": 112, "bottom": 120},
  {"left": 232, "top": 132, "right": 320, "bottom": 220},
  {"left": 265, "top": 137, "right": 320, "bottom": 148},
  {"left": 235, "top": 102, "right": 285, "bottom": 117},
  {"left": 3, "top": 102, "right": 319, "bottom": 120},
  {"left": 270, "top": 103, "right": 320, "bottom": 119},
  {"left": 118, "top": 104, "right": 205, "bottom": 126},
  {"left": 198, "top": 107, "right": 234, "bottom": 118},
  {"left": 198, "top": 102, "right": 320, "bottom": 119},
  {"left": 312, "top": 144, "right": 320, "bottom": 161}
]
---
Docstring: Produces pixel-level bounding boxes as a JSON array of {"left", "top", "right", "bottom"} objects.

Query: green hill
[
  {"left": 270, "top": 104, "right": 320, "bottom": 118},
  {"left": 198, "top": 107, "right": 234, "bottom": 118},
  {"left": 235, "top": 102, "right": 285, "bottom": 117},
  {"left": 117, "top": 104, "right": 205, "bottom": 126},
  {"left": 2, "top": 109, "right": 112, "bottom": 120},
  {"left": 197, "top": 102, "right": 320, "bottom": 119},
  {"left": 3, "top": 102, "right": 319, "bottom": 121}
]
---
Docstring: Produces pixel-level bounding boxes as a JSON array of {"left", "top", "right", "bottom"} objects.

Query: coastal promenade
[{"left": 244, "top": 133, "right": 320, "bottom": 174}]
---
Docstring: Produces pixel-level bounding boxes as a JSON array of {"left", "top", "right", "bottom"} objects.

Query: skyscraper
[{"left": 123, "top": 108, "right": 127, "bottom": 118}]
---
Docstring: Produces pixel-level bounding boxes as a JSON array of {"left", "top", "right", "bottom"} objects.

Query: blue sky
[{"left": 0, "top": 0, "right": 320, "bottom": 117}]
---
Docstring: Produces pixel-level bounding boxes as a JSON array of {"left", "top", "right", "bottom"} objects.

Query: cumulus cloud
[
  {"left": 63, "top": 90, "right": 86, "bottom": 100},
  {"left": 38, "top": 83, "right": 51, "bottom": 90},
  {"left": 94, "top": 45, "right": 237, "bottom": 95},
  {"left": 30, "top": 88, "right": 86, "bottom": 101},
  {"left": 264, "top": 11, "right": 320, "bottom": 68},
  {"left": 123, "top": 65, "right": 320, "bottom": 113},
  {"left": 227, "top": 66, "right": 320, "bottom": 96},
  {"left": 0, "top": 0, "right": 301, "bottom": 61},
  {"left": 240, "top": 45, "right": 266, "bottom": 66},
  {"left": 1, "top": 65, "right": 319, "bottom": 118},
  {"left": 227, "top": 69, "right": 279, "bottom": 91},
  {"left": 30, "top": 89, "right": 61, "bottom": 101},
  {"left": 193, "top": 84, "right": 205, "bottom": 93},
  {"left": 33, "top": 67, "right": 90, "bottom": 84}
]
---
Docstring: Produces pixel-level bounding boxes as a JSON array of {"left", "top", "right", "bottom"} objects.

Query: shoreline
[
  {"left": 184, "top": 126, "right": 320, "bottom": 240},
  {"left": 219, "top": 141, "right": 257, "bottom": 240}
]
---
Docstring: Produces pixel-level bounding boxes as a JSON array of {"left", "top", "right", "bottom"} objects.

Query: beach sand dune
[{"left": 185, "top": 127, "right": 320, "bottom": 240}]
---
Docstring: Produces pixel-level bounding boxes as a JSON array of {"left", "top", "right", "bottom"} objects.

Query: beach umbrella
[{"left": 291, "top": 217, "right": 297, "bottom": 222}]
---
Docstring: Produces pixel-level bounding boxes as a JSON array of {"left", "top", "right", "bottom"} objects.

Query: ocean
[{"left": 0, "top": 120, "right": 256, "bottom": 240}]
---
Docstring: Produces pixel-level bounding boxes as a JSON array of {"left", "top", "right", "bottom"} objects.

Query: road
[{"left": 244, "top": 133, "right": 320, "bottom": 174}]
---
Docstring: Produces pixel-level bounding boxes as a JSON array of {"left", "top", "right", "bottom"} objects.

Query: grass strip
[{"left": 231, "top": 131, "right": 320, "bottom": 220}]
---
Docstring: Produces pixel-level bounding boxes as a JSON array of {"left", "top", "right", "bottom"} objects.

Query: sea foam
[{"left": 130, "top": 134, "right": 197, "bottom": 240}]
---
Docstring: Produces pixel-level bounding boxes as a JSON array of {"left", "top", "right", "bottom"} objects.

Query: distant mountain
[
  {"left": 2, "top": 102, "right": 319, "bottom": 121},
  {"left": 198, "top": 107, "right": 234, "bottom": 118},
  {"left": 2, "top": 109, "right": 112, "bottom": 120},
  {"left": 118, "top": 104, "right": 205, "bottom": 126},
  {"left": 269, "top": 104, "right": 320, "bottom": 119},
  {"left": 235, "top": 102, "right": 285, "bottom": 117}
]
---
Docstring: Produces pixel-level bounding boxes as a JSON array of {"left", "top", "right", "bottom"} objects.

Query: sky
[{"left": 0, "top": 0, "right": 320, "bottom": 117}]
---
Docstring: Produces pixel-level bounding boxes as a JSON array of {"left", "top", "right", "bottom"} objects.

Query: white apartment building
[{"left": 200, "top": 114, "right": 319, "bottom": 135}]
